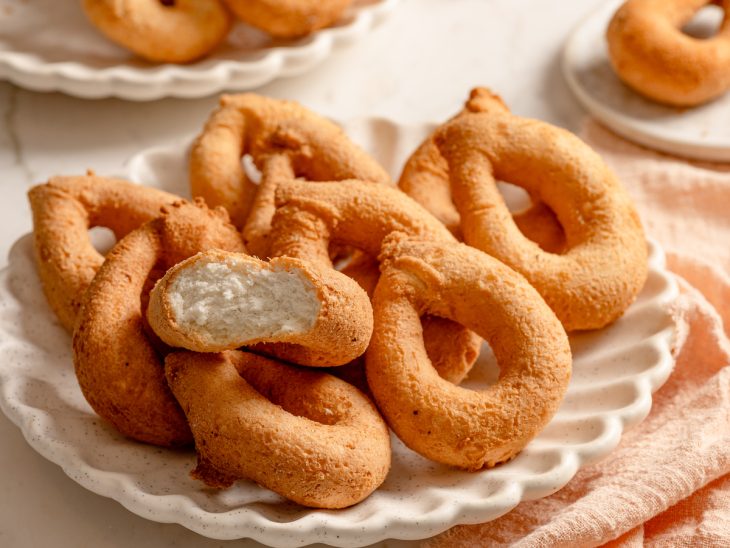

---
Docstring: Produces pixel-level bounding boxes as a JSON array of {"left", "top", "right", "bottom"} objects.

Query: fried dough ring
[
  {"left": 268, "top": 178, "right": 483, "bottom": 382},
  {"left": 434, "top": 93, "right": 648, "bottom": 331},
  {"left": 192, "top": 93, "right": 478, "bottom": 374},
  {"left": 73, "top": 200, "right": 244, "bottom": 446},
  {"left": 329, "top": 323, "right": 480, "bottom": 394},
  {"left": 398, "top": 88, "right": 566, "bottom": 253},
  {"left": 28, "top": 175, "right": 180, "bottom": 332},
  {"left": 165, "top": 350, "right": 391, "bottom": 508},
  {"left": 223, "top": 0, "right": 352, "bottom": 38},
  {"left": 607, "top": 0, "right": 730, "bottom": 106},
  {"left": 366, "top": 235, "right": 572, "bottom": 470},
  {"left": 269, "top": 178, "right": 454, "bottom": 265},
  {"left": 82, "top": 0, "right": 232, "bottom": 64},
  {"left": 189, "top": 93, "right": 389, "bottom": 248},
  {"left": 147, "top": 249, "right": 373, "bottom": 366},
  {"left": 338, "top": 252, "right": 480, "bottom": 385}
]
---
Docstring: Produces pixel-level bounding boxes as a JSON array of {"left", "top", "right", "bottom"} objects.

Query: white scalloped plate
[
  {"left": 563, "top": 0, "right": 730, "bottom": 162},
  {"left": 0, "top": 119, "right": 678, "bottom": 547},
  {"left": 0, "top": 0, "right": 397, "bottom": 101}
]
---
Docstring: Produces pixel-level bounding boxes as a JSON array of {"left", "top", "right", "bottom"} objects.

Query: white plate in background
[
  {"left": 0, "top": 119, "right": 678, "bottom": 546},
  {"left": 563, "top": 0, "right": 730, "bottom": 162},
  {"left": 0, "top": 0, "right": 398, "bottom": 101}
]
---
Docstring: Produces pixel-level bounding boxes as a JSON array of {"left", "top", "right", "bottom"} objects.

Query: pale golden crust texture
[
  {"left": 165, "top": 350, "right": 391, "bottom": 508},
  {"left": 190, "top": 94, "right": 482, "bottom": 379},
  {"left": 27, "top": 88, "right": 646, "bottom": 507},
  {"left": 72, "top": 200, "right": 245, "bottom": 447},
  {"left": 606, "top": 0, "right": 730, "bottom": 106},
  {"left": 269, "top": 178, "right": 484, "bottom": 380},
  {"left": 366, "top": 236, "right": 573, "bottom": 470},
  {"left": 398, "top": 88, "right": 566, "bottom": 253},
  {"left": 223, "top": 0, "right": 352, "bottom": 38},
  {"left": 82, "top": 0, "right": 232, "bottom": 63},
  {"left": 335, "top": 251, "right": 481, "bottom": 387},
  {"left": 28, "top": 175, "right": 181, "bottom": 332},
  {"left": 433, "top": 91, "right": 648, "bottom": 331}
]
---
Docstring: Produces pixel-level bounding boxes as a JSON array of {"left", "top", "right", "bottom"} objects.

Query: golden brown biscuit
[
  {"left": 419, "top": 316, "right": 482, "bottom": 384},
  {"left": 82, "top": 0, "right": 232, "bottom": 63},
  {"left": 28, "top": 175, "right": 180, "bottom": 332},
  {"left": 147, "top": 249, "right": 372, "bottom": 366},
  {"left": 73, "top": 200, "right": 244, "bottom": 446},
  {"left": 398, "top": 88, "right": 566, "bottom": 252},
  {"left": 223, "top": 0, "right": 352, "bottom": 38},
  {"left": 434, "top": 91, "right": 648, "bottom": 330},
  {"left": 607, "top": 0, "right": 730, "bottom": 106},
  {"left": 366, "top": 235, "right": 572, "bottom": 470},
  {"left": 338, "top": 251, "right": 481, "bottom": 385},
  {"left": 268, "top": 178, "right": 484, "bottom": 379},
  {"left": 165, "top": 350, "right": 391, "bottom": 508},
  {"left": 269, "top": 178, "right": 454, "bottom": 261},
  {"left": 189, "top": 93, "right": 390, "bottom": 254},
  {"left": 330, "top": 315, "right": 481, "bottom": 395}
]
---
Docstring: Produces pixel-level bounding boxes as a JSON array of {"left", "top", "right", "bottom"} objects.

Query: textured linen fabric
[{"left": 424, "top": 121, "right": 730, "bottom": 548}]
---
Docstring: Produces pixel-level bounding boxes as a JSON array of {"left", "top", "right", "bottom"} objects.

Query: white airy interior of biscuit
[{"left": 167, "top": 258, "right": 320, "bottom": 344}]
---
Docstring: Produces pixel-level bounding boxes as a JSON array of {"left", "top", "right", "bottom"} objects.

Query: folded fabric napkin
[{"left": 425, "top": 121, "right": 730, "bottom": 548}]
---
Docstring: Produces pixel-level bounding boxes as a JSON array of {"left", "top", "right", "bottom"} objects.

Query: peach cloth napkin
[{"left": 425, "top": 121, "right": 730, "bottom": 548}]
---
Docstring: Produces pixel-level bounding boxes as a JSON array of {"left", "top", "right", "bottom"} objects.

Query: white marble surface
[{"left": 0, "top": 0, "right": 605, "bottom": 546}]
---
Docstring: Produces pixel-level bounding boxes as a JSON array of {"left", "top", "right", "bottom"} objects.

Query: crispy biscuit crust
[
  {"left": 82, "top": 0, "right": 232, "bottom": 63},
  {"left": 366, "top": 236, "right": 572, "bottom": 470},
  {"left": 223, "top": 0, "right": 352, "bottom": 38},
  {"left": 434, "top": 92, "right": 648, "bottom": 330},
  {"left": 28, "top": 175, "right": 180, "bottom": 332},
  {"left": 269, "top": 178, "right": 483, "bottom": 380},
  {"left": 189, "top": 93, "right": 390, "bottom": 248},
  {"left": 607, "top": 0, "right": 730, "bottom": 106},
  {"left": 72, "top": 200, "right": 244, "bottom": 447},
  {"left": 165, "top": 350, "right": 391, "bottom": 508},
  {"left": 147, "top": 250, "right": 374, "bottom": 366},
  {"left": 398, "top": 88, "right": 566, "bottom": 252}
]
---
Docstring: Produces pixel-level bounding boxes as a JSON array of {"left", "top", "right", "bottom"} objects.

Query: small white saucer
[{"left": 563, "top": 0, "right": 730, "bottom": 162}]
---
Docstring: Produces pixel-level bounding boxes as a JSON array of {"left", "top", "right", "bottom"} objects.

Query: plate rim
[
  {"left": 0, "top": 120, "right": 680, "bottom": 546},
  {"left": 561, "top": 0, "right": 730, "bottom": 162},
  {"left": 0, "top": 0, "right": 399, "bottom": 101}
]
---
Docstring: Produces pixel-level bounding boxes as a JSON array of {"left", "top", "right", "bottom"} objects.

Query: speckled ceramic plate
[
  {"left": 0, "top": 0, "right": 397, "bottom": 101},
  {"left": 563, "top": 0, "right": 730, "bottom": 162},
  {"left": 0, "top": 119, "right": 678, "bottom": 547}
]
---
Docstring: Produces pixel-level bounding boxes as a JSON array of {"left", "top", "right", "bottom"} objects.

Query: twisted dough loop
[
  {"left": 166, "top": 350, "right": 391, "bottom": 508},
  {"left": 434, "top": 92, "right": 648, "bottom": 331},
  {"left": 268, "top": 178, "right": 483, "bottom": 382},
  {"left": 189, "top": 94, "right": 389, "bottom": 253},
  {"left": 28, "top": 175, "right": 180, "bottom": 332},
  {"left": 223, "top": 0, "right": 352, "bottom": 38},
  {"left": 147, "top": 250, "right": 374, "bottom": 366},
  {"left": 607, "top": 0, "right": 730, "bottom": 106},
  {"left": 338, "top": 252, "right": 481, "bottom": 385},
  {"left": 366, "top": 236, "right": 572, "bottom": 470},
  {"left": 270, "top": 178, "right": 455, "bottom": 261},
  {"left": 398, "top": 88, "right": 566, "bottom": 253},
  {"left": 82, "top": 0, "right": 232, "bottom": 63},
  {"left": 73, "top": 200, "right": 244, "bottom": 447}
]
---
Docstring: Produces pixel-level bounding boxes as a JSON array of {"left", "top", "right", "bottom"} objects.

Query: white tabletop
[{"left": 0, "top": 0, "right": 605, "bottom": 546}]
